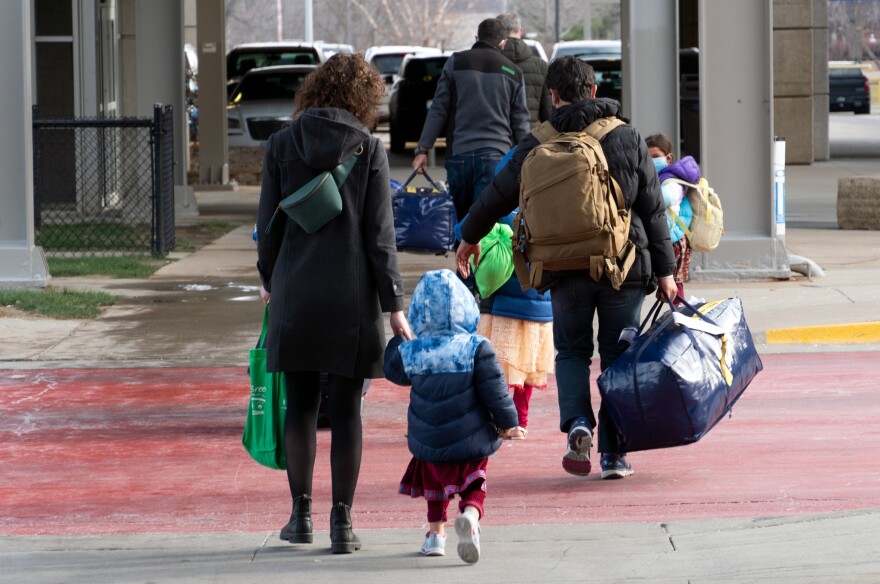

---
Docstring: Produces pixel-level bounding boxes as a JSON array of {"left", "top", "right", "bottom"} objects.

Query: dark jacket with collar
[
  {"left": 502, "top": 37, "right": 551, "bottom": 123},
  {"left": 460, "top": 98, "right": 677, "bottom": 289},
  {"left": 384, "top": 270, "right": 518, "bottom": 463},
  {"left": 257, "top": 108, "right": 404, "bottom": 378},
  {"left": 418, "top": 40, "right": 530, "bottom": 157}
]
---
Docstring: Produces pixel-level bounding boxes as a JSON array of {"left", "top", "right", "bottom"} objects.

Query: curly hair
[{"left": 294, "top": 53, "right": 384, "bottom": 129}]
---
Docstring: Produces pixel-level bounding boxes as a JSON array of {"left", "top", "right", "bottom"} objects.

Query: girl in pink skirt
[{"left": 384, "top": 269, "right": 521, "bottom": 564}]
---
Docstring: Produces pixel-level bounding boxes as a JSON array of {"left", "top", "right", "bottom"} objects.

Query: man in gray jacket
[
  {"left": 413, "top": 17, "right": 530, "bottom": 223},
  {"left": 497, "top": 12, "right": 551, "bottom": 124}
]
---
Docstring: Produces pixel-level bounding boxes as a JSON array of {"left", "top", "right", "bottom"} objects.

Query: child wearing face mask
[{"left": 645, "top": 134, "right": 700, "bottom": 304}]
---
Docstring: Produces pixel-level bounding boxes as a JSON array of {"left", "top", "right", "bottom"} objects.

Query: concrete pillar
[
  {"left": 621, "top": 0, "right": 679, "bottom": 155},
  {"left": 696, "top": 0, "right": 789, "bottom": 280},
  {"left": 773, "top": 0, "right": 827, "bottom": 164},
  {"left": 135, "top": 0, "right": 197, "bottom": 216},
  {"left": 196, "top": 0, "right": 229, "bottom": 185},
  {"left": 0, "top": 0, "right": 49, "bottom": 288}
]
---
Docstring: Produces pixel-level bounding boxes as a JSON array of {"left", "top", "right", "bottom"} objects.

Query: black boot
[
  {"left": 280, "top": 494, "right": 313, "bottom": 543},
  {"left": 329, "top": 502, "right": 361, "bottom": 554}
]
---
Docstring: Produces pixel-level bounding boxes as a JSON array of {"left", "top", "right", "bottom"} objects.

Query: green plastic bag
[
  {"left": 242, "top": 305, "right": 287, "bottom": 470},
  {"left": 472, "top": 223, "right": 515, "bottom": 298}
]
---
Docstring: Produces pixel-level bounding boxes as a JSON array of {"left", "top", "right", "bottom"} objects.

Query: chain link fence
[{"left": 32, "top": 104, "right": 175, "bottom": 256}]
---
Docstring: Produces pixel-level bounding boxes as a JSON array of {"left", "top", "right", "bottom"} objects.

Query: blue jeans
[
  {"left": 445, "top": 148, "right": 503, "bottom": 224},
  {"left": 550, "top": 273, "right": 646, "bottom": 454}
]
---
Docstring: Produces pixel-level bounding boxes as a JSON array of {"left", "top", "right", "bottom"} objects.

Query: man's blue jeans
[
  {"left": 550, "top": 272, "right": 646, "bottom": 454},
  {"left": 445, "top": 148, "right": 503, "bottom": 224}
]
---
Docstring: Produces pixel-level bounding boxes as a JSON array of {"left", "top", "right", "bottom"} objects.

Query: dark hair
[
  {"left": 546, "top": 56, "right": 595, "bottom": 102},
  {"left": 293, "top": 52, "right": 384, "bottom": 129},
  {"left": 495, "top": 12, "right": 522, "bottom": 36},
  {"left": 645, "top": 133, "right": 675, "bottom": 158},
  {"left": 477, "top": 18, "right": 506, "bottom": 45}
]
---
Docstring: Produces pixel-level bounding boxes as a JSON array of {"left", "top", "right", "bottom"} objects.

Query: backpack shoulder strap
[
  {"left": 531, "top": 121, "right": 560, "bottom": 144},
  {"left": 584, "top": 116, "right": 625, "bottom": 141}
]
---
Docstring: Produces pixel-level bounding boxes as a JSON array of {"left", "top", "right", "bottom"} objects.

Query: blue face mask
[{"left": 653, "top": 157, "right": 668, "bottom": 173}]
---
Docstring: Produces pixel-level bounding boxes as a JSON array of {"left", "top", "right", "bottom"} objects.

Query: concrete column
[
  {"left": 0, "top": 0, "right": 49, "bottom": 288},
  {"left": 773, "top": 0, "right": 817, "bottom": 165},
  {"left": 196, "top": 0, "right": 229, "bottom": 185},
  {"left": 621, "top": 0, "right": 679, "bottom": 155},
  {"left": 135, "top": 0, "right": 197, "bottom": 216},
  {"left": 696, "top": 0, "right": 789, "bottom": 280},
  {"left": 811, "top": 0, "right": 829, "bottom": 162}
]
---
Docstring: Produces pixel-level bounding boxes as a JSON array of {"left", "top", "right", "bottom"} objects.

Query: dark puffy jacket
[
  {"left": 384, "top": 270, "right": 518, "bottom": 463},
  {"left": 461, "top": 99, "right": 677, "bottom": 289},
  {"left": 502, "top": 37, "right": 551, "bottom": 123}
]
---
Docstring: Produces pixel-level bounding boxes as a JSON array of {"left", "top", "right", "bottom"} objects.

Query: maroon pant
[{"left": 426, "top": 485, "right": 486, "bottom": 523}]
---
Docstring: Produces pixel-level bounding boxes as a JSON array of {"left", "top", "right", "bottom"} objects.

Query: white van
[{"left": 550, "top": 39, "right": 621, "bottom": 61}]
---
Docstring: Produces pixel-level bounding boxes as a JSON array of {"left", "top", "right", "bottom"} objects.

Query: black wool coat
[{"left": 257, "top": 108, "right": 404, "bottom": 378}]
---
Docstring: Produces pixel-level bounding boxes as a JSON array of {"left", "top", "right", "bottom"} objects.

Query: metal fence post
[{"left": 32, "top": 105, "right": 41, "bottom": 229}]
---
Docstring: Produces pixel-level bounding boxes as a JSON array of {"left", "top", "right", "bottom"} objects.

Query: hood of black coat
[
  {"left": 551, "top": 99, "right": 624, "bottom": 133},
  {"left": 502, "top": 37, "right": 532, "bottom": 64},
  {"left": 291, "top": 107, "right": 371, "bottom": 171}
]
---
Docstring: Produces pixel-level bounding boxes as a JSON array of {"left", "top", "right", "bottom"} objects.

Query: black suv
[
  {"left": 226, "top": 42, "right": 322, "bottom": 99},
  {"left": 388, "top": 53, "right": 451, "bottom": 153},
  {"left": 829, "top": 66, "right": 871, "bottom": 114}
]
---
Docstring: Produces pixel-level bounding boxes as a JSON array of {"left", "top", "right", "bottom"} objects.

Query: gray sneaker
[
  {"left": 561, "top": 423, "right": 593, "bottom": 476},
  {"left": 600, "top": 453, "right": 634, "bottom": 479}
]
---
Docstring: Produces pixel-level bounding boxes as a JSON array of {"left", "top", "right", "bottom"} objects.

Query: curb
[{"left": 765, "top": 321, "right": 880, "bottom": 344}]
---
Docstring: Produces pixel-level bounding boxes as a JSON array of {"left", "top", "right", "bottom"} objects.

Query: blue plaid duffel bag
[{"left": 597, "top": 296, "right": 763, "bottom": 452}]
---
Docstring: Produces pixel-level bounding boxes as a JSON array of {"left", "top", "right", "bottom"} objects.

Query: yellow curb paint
[{"left": 766, "top": 322, "right": 880, "bottom": 344}]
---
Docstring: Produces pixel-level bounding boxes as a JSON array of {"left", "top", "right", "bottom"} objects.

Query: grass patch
[
  {"left": 0, "top": 288, "right": 117, "bottom": 319},
  {"left": 47, "top": 256, "right": 170, "bottom": 278},
  {"left": 174, "top": 221, "right": 237, "bottom": 252}
]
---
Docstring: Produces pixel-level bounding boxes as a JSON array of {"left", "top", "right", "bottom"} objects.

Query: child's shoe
[
  {"left": 420, "top": 531, "right": 446, "bottom": 556},
  {"left": 454, "top": 512, "right": 481, "bottom": 564}
]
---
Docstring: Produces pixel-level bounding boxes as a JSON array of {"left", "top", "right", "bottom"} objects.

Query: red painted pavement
[{"left": 1, "top": 352, "right": 879, "bottom": 536}]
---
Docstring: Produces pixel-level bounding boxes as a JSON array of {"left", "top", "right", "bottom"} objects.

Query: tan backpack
[{"left": 512, "top": 117, "right": 636, "bottom": 291}]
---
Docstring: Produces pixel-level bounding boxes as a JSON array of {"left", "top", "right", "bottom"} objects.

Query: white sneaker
[
  {"left": 454, "top": 512, "right": 481, "bottom": 564},
  {"left": 420, "top": 531, "right": 446, "bottom": 556}
]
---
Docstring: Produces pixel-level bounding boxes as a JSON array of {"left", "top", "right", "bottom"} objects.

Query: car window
[
  {"left": 829, "top": 68, "right": 864, "bottom": 79},
  {"left": 228, "top": 50, "right": 319, "bottom": 78},
  {"left": 371, "top": 54, "right": 407, "bottom": 76},
  {"left": 231, "top": 71, "right": 311, "bottom": 102},
  {"left": 403, "top": 58, "right": 447, "bottom": 80}
]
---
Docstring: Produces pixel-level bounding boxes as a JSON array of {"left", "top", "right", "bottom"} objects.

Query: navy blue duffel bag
[
  {"left": 392, "top": 170, "right": 457, "bottom": 253},
  {"left": 597, "top": 296, "right": 763, "bottom": 452}
]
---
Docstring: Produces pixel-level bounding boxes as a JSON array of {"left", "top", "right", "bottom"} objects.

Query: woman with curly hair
[{"left": 256, "top": 53, "right": 413, "bottom": 554}]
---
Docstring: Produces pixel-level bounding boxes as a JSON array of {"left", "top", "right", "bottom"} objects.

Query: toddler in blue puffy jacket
[{"left": 384, "top": 269, "right": 521, "bottom": 564}]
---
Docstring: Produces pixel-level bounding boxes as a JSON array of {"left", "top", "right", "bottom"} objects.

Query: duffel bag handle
[
  {"left": 637, "top": 294, "right": 726, "bottom": 337},
  {"left": 401, "top": 169, "right": 443, "bottom": 193}
]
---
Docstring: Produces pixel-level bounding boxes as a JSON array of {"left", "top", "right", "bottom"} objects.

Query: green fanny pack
[{"left": 266, "top": 145, "right": 362, "bottom": 234}]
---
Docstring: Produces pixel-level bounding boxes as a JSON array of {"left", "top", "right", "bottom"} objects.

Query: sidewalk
[{"left": 1, "top": 157, "right": 879, "bottom": 582}]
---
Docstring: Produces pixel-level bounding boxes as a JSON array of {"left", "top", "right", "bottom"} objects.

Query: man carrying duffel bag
[{"left": 456, "top": 56, "right": 677, "bottom": 480}]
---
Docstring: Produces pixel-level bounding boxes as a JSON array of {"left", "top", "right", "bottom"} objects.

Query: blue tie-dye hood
[{"left": 400, "top": 269, "right": 484, "bottom": 376}]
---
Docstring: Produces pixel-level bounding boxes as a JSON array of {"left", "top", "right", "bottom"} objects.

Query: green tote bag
[{"left": 242, "top": 304, "right": 287, "bottom": 470}]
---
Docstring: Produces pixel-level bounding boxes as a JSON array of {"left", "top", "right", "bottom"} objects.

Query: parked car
[
  {"left": 366, "top": 45, "right": 442, "bottom": 124},
  {"left": 523, "top": 39, "right": 548, "bottom": 62},
  {"left": 550, "top": 39, "right": 621, "bottom": 61},
  {"left": 829, "top": 64, "right": 871, "bottom": 115},
  {"left": 388, "top": 52, "right": 451, "bottom": 153},
  {"left": 227, "top": 65, "right": 316, "bottom": 147},
  {"left": 586, "top": 56, "right": 622, "bottom": 103},
  {"left": 316, "top": 41, "right": 354, "bottom": 60},
  {"left": 226, "top": 42, "right": 323, "bottom": 99}
]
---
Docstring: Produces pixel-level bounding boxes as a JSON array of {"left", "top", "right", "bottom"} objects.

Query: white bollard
[{"left": 773, "top": 136, "right": 786, "bottom": 239}]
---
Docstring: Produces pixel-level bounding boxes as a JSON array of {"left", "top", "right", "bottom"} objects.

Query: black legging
[{"left": 283, "top": 371, "right": 364, "bottom": 508}]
